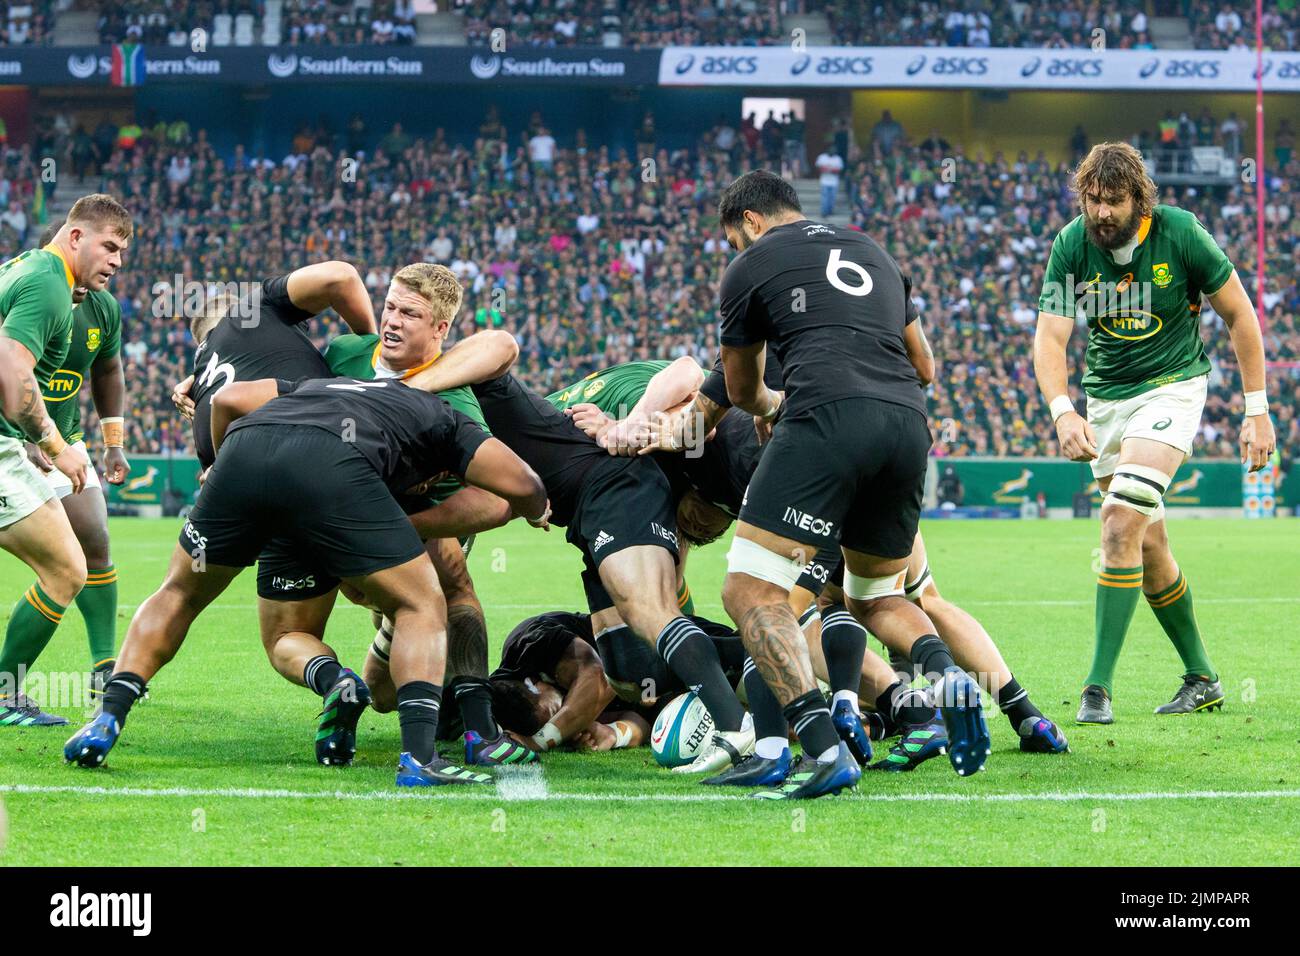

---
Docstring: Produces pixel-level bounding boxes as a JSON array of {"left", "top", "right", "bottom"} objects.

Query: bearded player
[
  {"left": 1033, "top": 142, "right": 1276, "bottom": 724},
  {"left": 24, "top": 224, "right": 130, "bottom": 699},
  {"left": 0, "top": 196, "right": 127, "bottom": 726}
]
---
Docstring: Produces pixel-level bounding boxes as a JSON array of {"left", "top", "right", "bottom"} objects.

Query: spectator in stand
[
  {"left": 937, "top": 466, "right": 964, "bottom": 509},
  {"left": 528, "top": 126, "right": 558, "bottom": 172},
  {"left": 1276, "top": 118, "right": 1295, "bottom": 168},
  {"left": 1220, "top": 111, "right": 1244, "bottom": 156},
  {"left": 782, "top": 112, "right": 805, "bottom": 178},
  {"left": 815, "top": 144, "right": 844, "bottom": 217},
  {"left": 871, "top": 110, "right": 905, "bottom": 157}
]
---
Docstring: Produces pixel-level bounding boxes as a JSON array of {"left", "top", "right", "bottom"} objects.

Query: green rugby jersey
[
  {"left": 1038, "top": 205, "right": 1233, "bottom": 400},
  {"left": 546, "top": 360, "right": 671, "bottom": 415},
  {"left": 43, "top": 289, "right": 122, "bottom": 443},
  {"left": 324, "top": 333, "right": 490, "bottom": 505},
  {"left": 0, "top": 247, "right": 75, "bottom": 441}
]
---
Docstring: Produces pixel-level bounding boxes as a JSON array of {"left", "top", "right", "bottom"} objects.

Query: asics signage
[{"left": 657, "top": 46, "right": 1300, "bottom": 91}]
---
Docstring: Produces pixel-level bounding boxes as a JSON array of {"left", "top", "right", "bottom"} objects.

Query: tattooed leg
[
  {"left": 445, "top": 603, "right": 487, "bottom": 680},
  {"left": 736, "top": 601, "right": 817, "bottom": 708}
]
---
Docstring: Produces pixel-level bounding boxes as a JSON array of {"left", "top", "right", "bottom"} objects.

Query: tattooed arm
[
  {"left": 637, "top": 389, "right": 728, "bottom": 456},
  {"left": 0, "top": 337, "right": 88, "bottom": 492}
]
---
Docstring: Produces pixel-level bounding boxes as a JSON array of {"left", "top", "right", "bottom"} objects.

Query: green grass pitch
[{"left": 1, "top": 517, "right": 1295, "bottom": 866}]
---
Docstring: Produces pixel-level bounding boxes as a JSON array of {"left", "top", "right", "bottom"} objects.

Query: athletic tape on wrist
[
  {"left": 608, "top": 720, "right": 634, "bottom": 749},
  {"left": 101, "top": 416, "right": 125, "bottom": 447},
  {"left": 1049, "top": 395, "right": 1075, "bottom": 422},
  {"left": 532, "top": 721, "right": 562, "bottom": 751},
  {"left": 1244, "top": 390, "right": 1268, "bottom": 417}
]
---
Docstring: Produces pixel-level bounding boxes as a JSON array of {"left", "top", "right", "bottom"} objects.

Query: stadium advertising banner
[
  {"left": 935, "top": 458, "right": 1246, "bottom": 510},
  {"left": 0, "top": 46, "right": 659, "bottom": 86},
  {"left": 658, "top": 46, "right": 1300, "bottom": 92}
]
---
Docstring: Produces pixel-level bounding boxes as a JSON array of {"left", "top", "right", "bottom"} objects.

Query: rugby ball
[{"left": 650, "top": 691, "right": 714, "bottom": 768}]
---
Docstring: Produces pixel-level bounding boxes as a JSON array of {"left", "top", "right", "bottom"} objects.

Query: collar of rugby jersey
[
  {"left": 371, "top": 340, "right": 442, "bottom": 380},
  {"left": 41, "top": 243, "right": 76, "bottom": 291},
  {"left": 1108, "top": 215, "right": 1153, "bottom": 267}
]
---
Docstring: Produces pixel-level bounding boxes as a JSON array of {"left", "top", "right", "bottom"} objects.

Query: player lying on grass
[
  {"left": 1033, "top": 142, "right": 1275, "bottom": 724},
  {"left": 172, "top": 262, "right": 533, "bottom": 766},
  {"left": 64, "top": 375, "right": 550, "bottom": 788},
  {"left": 0, "top": 195, "right": 125, "bottom": 728},
  {"left": 487, "top": 610, "right": 747, "bottom": 753},
  {"left": 22, "top": 224, "right": 131, "bottom": 707},
  {"left": 435, "top": 347, "right": 753, "bottom": 763}
]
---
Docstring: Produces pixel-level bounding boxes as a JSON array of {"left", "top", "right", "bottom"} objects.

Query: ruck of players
[{"left": 2, "top": 142, "right": 1278, "bottom": 800}]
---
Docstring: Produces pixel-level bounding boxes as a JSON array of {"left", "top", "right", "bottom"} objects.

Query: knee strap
[
  {"left": 1106, "top": 464, "right": 1171, "bottom": 517},
  {"left": 842, "top": 568, "right": 907, "bottom": 602},
  {"left": 726, "top": 537, "right": 806, "bottom": 592}
]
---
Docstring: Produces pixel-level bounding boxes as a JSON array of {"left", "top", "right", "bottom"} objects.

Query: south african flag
[{"left": 110, "top": 43, "right": 144, "bottom": 87}]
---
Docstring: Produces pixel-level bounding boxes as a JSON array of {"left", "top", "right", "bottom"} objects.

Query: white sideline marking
[
  {"left": 493, "top": 764, "right": 549, "bottom": 801},
  {"left": 3, "top": 783, "right": 1298, "bottom": 805}
]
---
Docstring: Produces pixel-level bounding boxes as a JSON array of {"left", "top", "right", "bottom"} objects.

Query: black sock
[
  {"left": 876, "top": 680, "right": 936, "bottom": 729},
  {"left": 452, "top": 676, "right": 496, "bottom": 738},
  {"left": 742, "top": 657, "right": 788, "bottom": 741},
  {"left": 820, "top": 603, "right": 867, "bottom": 696},
  {"left": 909, "top": 634, "right": 957, "bottom": 682},
  {"left": 102, "top": 672, "right": 147, "bottom": 727},
  {"left": 656, "top": 617, "right": 744, "bottom": 731},
  {"left": 303, "top": 655, "right": 343, "bottom": 697},
  {"left": 782, "top": 688, "right": 839, "bottom": 761},
  {"left": 396, "top": 680, "right": 442, "bottom": 765},
  {"left": 597, "top": 624, "right": 671, "bottom": 690},
  {"left": 997, "top": 675, "right": 1043, "bottom": 729},
  {"left": 888, "top": 645, "right": 917, "bottom": 682}
]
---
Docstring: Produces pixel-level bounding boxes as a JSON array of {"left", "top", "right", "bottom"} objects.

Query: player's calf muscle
[{"left": 737, "top": 603, "right": 816, "bottom": 706}]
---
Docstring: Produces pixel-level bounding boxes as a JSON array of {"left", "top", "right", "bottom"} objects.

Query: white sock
[
  {"left": 816, "top": 745, "right": 840, "bottom": 764},
  {"left": 740, "top": 711, "right": 754, "bottom": 734},
  {"left": 832, "top": 690, "right": 859, "bottom": 712},
  {"left": 755, "top": 736, "right": 787, "bottom": 760}
]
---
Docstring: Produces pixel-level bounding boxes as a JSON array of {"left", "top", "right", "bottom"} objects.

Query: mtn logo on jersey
[
  {"left": 592, "top": 530, "right": 615, "bottom": 552},
  {"left": 783, "top": 507, "right": 834, "bottom": 537},
  {"left": 650, "top": 522, "right": 678, "bottom": 548},
  {"left": 44, "top": 369, "right": 83, "bottom": 401},
  {"left": 1099, "top": 309, "right": 1164, "bottom": 341}
]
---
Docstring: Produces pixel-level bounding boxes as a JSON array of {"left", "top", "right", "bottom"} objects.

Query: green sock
[
  {"left": 677, "top": 580, "right": 695, "bottom": 616},
  {"left": 0, "top": 582, "right": 68, "bottom": 692},
  {"left": 77, "top": 565, "right": 119, "bottom": 668},
  {"left": 1085, "top": 565, "right": 1144, "bottom": 696},
  {"left": 1146, "top": 571, "right": 1217, "bottom": 682}
]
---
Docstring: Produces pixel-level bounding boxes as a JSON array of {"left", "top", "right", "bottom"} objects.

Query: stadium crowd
[
  {"left": 76, "top": 0, "right": 1300, "bottom": 51},
  {"left": 1, "top": 104, "right": 1295, "bottom": 468},
  {"left": 97, "top": 0, "right": 418, "bottom": 46},
  {"left": 0, "top": 2, "right": 54, "bottom": 45}
]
